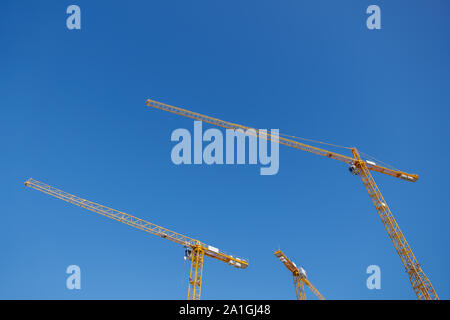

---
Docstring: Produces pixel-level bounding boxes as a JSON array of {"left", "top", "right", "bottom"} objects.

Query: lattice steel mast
[{"left": 274, "top": 250, "right": 324, "bottom": 300}]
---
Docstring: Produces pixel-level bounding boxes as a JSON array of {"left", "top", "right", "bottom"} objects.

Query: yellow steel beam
[
  {"left": 187, "top": 245, "right": 204, "bottom": 300},
  {"left": 303, "top": 278, "right": 324, "bottom": 300},
  {"left": 145, "top": 98, "right": 418, "bottom": 182},
  {"left": 294, "top": 276, "right": 306, "bottom": 300}
]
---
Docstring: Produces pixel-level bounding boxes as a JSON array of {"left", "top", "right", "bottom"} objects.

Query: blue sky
[{"left": 1, "top": 0, "right": 449, "bottom": 299}]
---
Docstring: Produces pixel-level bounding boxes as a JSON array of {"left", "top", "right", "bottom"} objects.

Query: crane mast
[
  {"left": 351, "top": 149, "right": 438, "bottom": 300},
  {"left": 146, "top": 98, "right": 438, "bottom": 300},
  {"left": 274, "top": 250, "right": 324, "bottom": 300},
  {"left": 25, "top": 178, "right": 248, "bottom": 300}
]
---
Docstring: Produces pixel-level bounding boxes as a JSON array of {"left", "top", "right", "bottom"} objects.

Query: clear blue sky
[{"left": 1, "top": 0, "right": 449, "bottom": 299}]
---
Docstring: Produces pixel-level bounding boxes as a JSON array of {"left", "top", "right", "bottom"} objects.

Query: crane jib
[
  {"left": 145, "top": 99, "right": 418, "bottom": 182},
  {"left": 24, "top": 178, "right": 249, "bottom": 271}
]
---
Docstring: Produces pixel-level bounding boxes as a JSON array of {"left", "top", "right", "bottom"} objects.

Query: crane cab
[{"left": 184, "top": 247, "right": 192, "bottom": 260}]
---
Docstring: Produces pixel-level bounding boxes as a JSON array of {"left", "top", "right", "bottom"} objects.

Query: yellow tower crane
[
  {"left": 274, "top": 250, "right": 324, "bottom": 300},
  {"left": 145, "top": 98, "right": 438, "bottom": 300},
  {"left": 24, "top": 178, "right": 248, "bottom": 300}
]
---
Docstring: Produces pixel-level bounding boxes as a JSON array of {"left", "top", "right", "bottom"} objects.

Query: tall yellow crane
[
  {"left": 146, "top": 98, "right": 438, "bottom": 300},
  {"left": 24, "top": 178, "right": 248, "bottom": 300},
  {"left": 274, "top": 250, "right": 324, "bottom": 300}
]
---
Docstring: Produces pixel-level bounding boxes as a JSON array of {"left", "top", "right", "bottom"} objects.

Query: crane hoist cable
[
  {"left": 24, "top": 178, "right": 248, "bottom": 300},
  {"left": 145, "top": 98, "right": 438, "bottom": 300}
]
